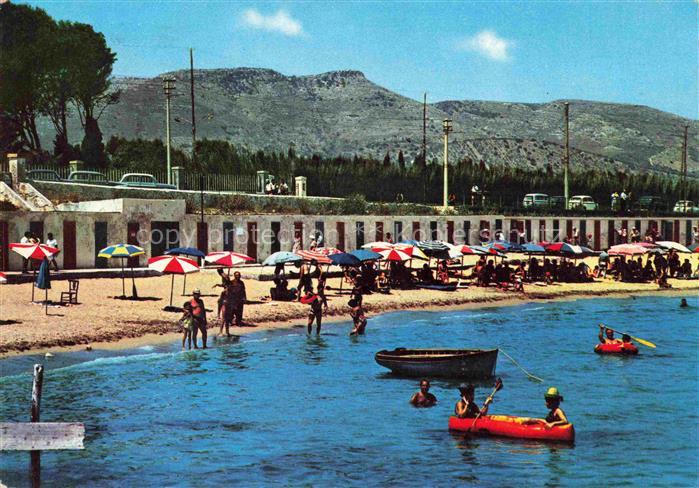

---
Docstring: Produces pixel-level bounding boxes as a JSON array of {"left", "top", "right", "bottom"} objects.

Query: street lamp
[
  {"left": 162, "top": 77, "right": 176, "bottom": 185},
  {"left": 442, "top": 118, "right": 453, "bottom": 210}
]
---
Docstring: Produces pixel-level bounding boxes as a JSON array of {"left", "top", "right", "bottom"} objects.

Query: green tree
[
  {"left": 68, "top": 23, "right": 119, "bottom": 166},
  {"left": 0, "top": 3, "right": 54, "bottom": 152}
]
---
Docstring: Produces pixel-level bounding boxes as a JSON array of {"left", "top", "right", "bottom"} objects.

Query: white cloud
[
  {"left": 241, "top": 8, "right": 304, "bottom": 37},
  {"left": 457, "top": 30, "right": 513, "bottom": 61}
]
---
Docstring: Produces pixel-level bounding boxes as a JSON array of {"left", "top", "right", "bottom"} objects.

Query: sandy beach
[{"left": 2, "top": 257, "right": 699, "bottom": 357}]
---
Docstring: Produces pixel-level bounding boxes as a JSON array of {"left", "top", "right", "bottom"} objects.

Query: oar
[
  {"left": 600, "top": 323, "right": 656, "bottom": 348},
  {"left": 469, "top": 377, "right": 503, "bottom": 432},
  {"left": 499, "top": 348, "right": 544, "bottom": 383}
]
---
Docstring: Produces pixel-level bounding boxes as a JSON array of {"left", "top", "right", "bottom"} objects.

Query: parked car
[
  {"left": 569, "top": 195, "right": 598, "bottom": 211},
  {"left": 26, "top": 169, "right": 63, "bottom": 182},
  {"left": 673, "top": 200, "right": 699, "bottom": 214},
  {"left": 116, "top": 173, "right": 176, "bottom": 190},
  {"left": 522, "top": 193, "right": 550, "bottom": 208},
  {"left": 67, "top": 171, "right": 113, "bottom": 186},
  {"left": 549, "top": 195, "right": 566, "bottom": 209},
  {"left": 637, "top": 195, "right": 667, "bottom": 212}
]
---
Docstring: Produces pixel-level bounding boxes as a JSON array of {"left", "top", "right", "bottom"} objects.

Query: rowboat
[
  {"left": 416, "top": 283, "right": 458, "bottom": 291},
  {"left": 374, "top": 348, "right": 498, "bottom": 379},
  {"left": 449, "top": 415, "right": 575, "bottom": 443}
]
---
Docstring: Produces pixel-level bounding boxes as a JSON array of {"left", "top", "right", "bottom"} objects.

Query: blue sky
[{"left": 21, "top": 0, "right": 698, "bottom": 118}]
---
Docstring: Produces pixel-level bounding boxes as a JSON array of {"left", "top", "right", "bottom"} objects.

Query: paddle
[
  {"left": 469, "top": 377, "right": 503, "bottom": 432},
  {"left": 599, "top": 323, "right": 656, "bottom": 348}
]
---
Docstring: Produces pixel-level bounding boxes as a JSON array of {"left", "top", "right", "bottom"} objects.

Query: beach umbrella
[
  {"left": 205, "top": 251, "right": 254, "bottom": 267},
  {"left": 165, "top": 247, "right": 206, "bottom": 259},
  {"left": 296, "top": 250, "right": 333, "bottom": 264},
  {"left": 471, "top": 245, "right": 506, "bottom": 258},
  {"left": 448, "top": 244, "right": 483, "bottom": 256},
  {"left": 691, "top": 245, "right": 699, "bottom": 253},
  {"left": 361, "top": 241, "right": 394, "bottom": 249},
  {"left": 521, "top": 243, "right": 546, "bottom": 254},
  {"left": 9, "top": 242, "right": 60, "bottom": 260},
  {"left": 0, "top": 272, "right": 6, "bottom": 283},
  {"left": 377, "top": 248, "right": 412, "bottom": 262},
  {"left": 98, "top": 244, "right": 145, "bottom": 298},
  {"left": 655, "top": 241, "right": 692, "bottom": 253},
  {"left": 416, "top": 240, "right": 450, "bottom": 254},
  {"left": 166, "top": 247, "right": 207, "bottom": 295},
  {"left": 35, "top": 258, "right": 51, "bottom": 314},
  {"left": 608, "top": 244, "right": 649, "bottom": 256},
  {"left": 262, "top": 251, "right": 303, "bottom": 266},
  {"left": 484, "top": 241, "right": 524, "bottom": 253},
  {"left": 314, "top": 247, "right": 342, "bottom": 256},
  {"left": 349, "top": 249, "right": 382, "bottom": 262},
  {"left": 148, "top": 255, "right": 200, "bottom": 308},
  {"left": 329, "top": 252, "right": 361, "bottom": 267},
  {"left": 545, "top": 242, "right": 588, "bottom": 256},
  {"left": 11, "top": 243, "right": 59, "bottom": 302}
]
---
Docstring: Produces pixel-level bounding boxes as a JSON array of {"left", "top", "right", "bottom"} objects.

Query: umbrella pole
[
  {"left": 182, "top": 273, "right": 187, "bottom": 296},
  {"left": 131, "top": 266, "right": 138, "bottom": 298},
  {"left": 31, "top": 269, "right": 36, "bottom": 302},
  {"left": 169, "top": 273, "right": 175, "bottom": 308},
  {"left": 121, "top": 261, "right": 126, "bottom": 298},
  {"left": 45, "top": 287, "right": 48, "bottom": 315}
]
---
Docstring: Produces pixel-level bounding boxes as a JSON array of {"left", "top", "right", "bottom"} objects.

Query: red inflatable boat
[
  {"left": 594, "top": 342, "right": 638, "bottom": 355},
  {"left": 449, "top": 415, "right": 575, "bottom": 443}
]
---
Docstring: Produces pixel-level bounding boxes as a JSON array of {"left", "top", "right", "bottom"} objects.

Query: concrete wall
[{"left": 1, "top": 198, "right": 697, "bottom": 271}]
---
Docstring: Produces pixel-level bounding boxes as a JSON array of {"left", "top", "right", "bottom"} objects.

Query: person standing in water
[
  {"left": 302, "top": 290, "right": 323, "bottom": 335},
  {"left": 410, "top": 379, "right": 437, "bottom": 407},
  {"left": 190, "top": 289, "right": 207, "bottom": 349},
  {"left": 348, "top": 298, "right": 368, "bottom": 336},
  {"left": 179, "top": 302, "right": 195, "bottom": 350},
  {"left": 229, "top": 272, "right": 247, "bottom": 326}
]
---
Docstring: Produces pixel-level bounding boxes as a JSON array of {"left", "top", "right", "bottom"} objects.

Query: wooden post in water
[{"left": 30, "top": 364, "right": 44, "bottom": 488}]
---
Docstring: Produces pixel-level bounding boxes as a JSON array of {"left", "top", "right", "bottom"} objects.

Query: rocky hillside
[{"left": 39, "top": 68, "right": 698, "bottom": 175}]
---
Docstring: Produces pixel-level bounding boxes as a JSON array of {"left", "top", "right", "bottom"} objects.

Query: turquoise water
[{"left": 1, "top": 296, "right": 697, "bottom": 487}]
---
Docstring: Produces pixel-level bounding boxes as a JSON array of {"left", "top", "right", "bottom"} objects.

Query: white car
[
  {"left": 569, "top": 195, "right": 598, "bottom": 211},
  {"left": 673, "top": 200, "right": 699, "bottom": 214},
  {"left": 522, "top": 193, "right": 550, "bottom": 208}
]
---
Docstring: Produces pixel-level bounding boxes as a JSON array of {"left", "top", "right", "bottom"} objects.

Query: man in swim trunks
[
  {"left": 598, "top": 324, "right": 622, "bottom": 344},
  {"left": 410, "top": 379, "right": 437, "bottom": 407},
  {"left": 190, "top": 289, "right": 207, "bottom": 349}
]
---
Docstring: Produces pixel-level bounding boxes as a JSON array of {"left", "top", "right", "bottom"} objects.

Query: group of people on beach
[{"left": 20, "top": 230, "right": 59, "bottom": 272}]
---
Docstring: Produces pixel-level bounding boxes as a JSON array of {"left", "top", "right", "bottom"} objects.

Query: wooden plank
[{"left": 0, "top": 423, "right": 85, "bottom": 451}]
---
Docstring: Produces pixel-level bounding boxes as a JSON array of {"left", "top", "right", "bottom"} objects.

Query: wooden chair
[{"left": 60, "top": 279, "right": 79, "bottom": 305}]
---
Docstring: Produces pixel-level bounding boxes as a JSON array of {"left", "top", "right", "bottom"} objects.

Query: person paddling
[
  {"left": 455, "top": 384, "right": 491, "bottom": 419},
  {"left": 409, "top": 379, "right": 437, "bottom": 408},
  {"left": 598, "top": 324, "right": 623, "bottom": 345},
  {"left": 543, "top": 387, "right": 569, "bottom": 428}
]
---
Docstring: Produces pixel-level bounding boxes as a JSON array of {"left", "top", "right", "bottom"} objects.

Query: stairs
[{"left": 0, "top": 182, "right": 54, "bottom": 211}]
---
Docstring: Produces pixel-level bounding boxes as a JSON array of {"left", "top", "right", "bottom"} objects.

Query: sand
[{"left": 1, "top": 261, "right": 698, "bottom": 357}]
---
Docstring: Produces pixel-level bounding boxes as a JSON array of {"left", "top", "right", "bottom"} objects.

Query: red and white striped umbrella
[
  {"left": 378, "top": 248, "right": 412, "bottom": 262},
  {"left": 9, "top": 243, "right": 60, "bottom": 260},
  {"left": 314, "top": 247, "right": 342, "bottom": 256},
  {"left": 297, "top": 250, "right": 333, "bottom": 264},
  {"left": 204, "top": 251, "right": 254, "bottom": 267},
  {"left": 148, "top": 255, "right": 200, "bottom": 274},
  {"left": 0, "top": 272, "right": 6, "bottom": 283},
  {"left": 448, "top": 244, "right": 481, "bottom": 257},
  {"left": 367, "top": 242, "right": 427, "bottom": 260}
]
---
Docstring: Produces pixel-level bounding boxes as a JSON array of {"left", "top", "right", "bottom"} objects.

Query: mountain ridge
[{"left": 38, "top": 67, "right": 697, "bottom": 175}]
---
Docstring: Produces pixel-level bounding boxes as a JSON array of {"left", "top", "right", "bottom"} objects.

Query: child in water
[
  {"left": 179, "top": 302, "right": 195, "bottom": 350},
  {"left": 348, "top": 298, "right": 368, "bottom": 336}
]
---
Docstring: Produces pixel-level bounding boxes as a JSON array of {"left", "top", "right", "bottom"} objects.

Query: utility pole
[
  {"left": 563, "top": 102, "right": 570, "bottom": 210},
  {"left": 681, "top": 124, "right": 688, "bottom": 202},
  {"left": 162, "top": 77, "right": 176, "bottom": 185},
  {"left": 442, "top": 118, "right": 453, "bottom": 210},
  {"left": 189, "top": 48, "right": 203, "bottom": 223},
  {"left": 422, "top": 92, "right": 427, "bottom": 163}
]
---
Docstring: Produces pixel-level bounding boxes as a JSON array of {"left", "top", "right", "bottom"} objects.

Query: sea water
[{"left": 0, "top": 295, "right": 697, "bottom": 486}]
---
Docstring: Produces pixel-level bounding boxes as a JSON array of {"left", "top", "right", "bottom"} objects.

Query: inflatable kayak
[
  {"left": 594, "top": 342, "right": 638, "bottom": 355},
  {"left": 449, "top": 415, "right": 575, "bottom": 443}
]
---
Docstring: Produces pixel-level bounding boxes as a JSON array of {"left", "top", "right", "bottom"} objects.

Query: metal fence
[{"left": 24, "top": 163, "right": 274, "bottom": 193}]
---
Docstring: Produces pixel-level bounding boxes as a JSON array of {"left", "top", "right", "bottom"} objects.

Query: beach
[{"left": 2, "top": 258, "right": 699, "bottom": 356}]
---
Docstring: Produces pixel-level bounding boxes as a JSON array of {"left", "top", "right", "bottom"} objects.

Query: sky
[{"left": 18, "top": 0, "right": 699, "bottom": 119}]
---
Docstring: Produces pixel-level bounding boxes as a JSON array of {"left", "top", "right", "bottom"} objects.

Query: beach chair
[{"left": 60, "top": 279, "right": 80, "bottom": 305}]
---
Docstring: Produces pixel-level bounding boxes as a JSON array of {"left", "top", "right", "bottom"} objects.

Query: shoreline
[{"left": 2, "top": 282, "right": 697, "bottom": 360}]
